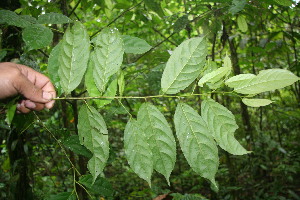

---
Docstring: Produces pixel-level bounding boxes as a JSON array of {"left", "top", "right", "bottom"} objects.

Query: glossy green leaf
[
  {"left": 63, "top": 135, "right": 93, "bottom": 159},
  {"left": 79, "top": 175, "right": 114, "bottom": 196},
  {"left": 161, "top": 37, "right": 207, "bottom": 94},
  {"left": 174, "top": 103, "right": 219, "bottom": 188},
  {"left": 78, "top": 105, "right": 109, "bottom": 183},
  {"left": 201, "top": 99, "right": 250, "bottom": 155},
  {"left": 273, "top": 0, "right": 292, "bottom": 6},
  {"left": 0, "top": 10, "right": 32, "bottom": 28},
  {"left": 38, "top": 12, "right": 72, "bottom": 24},
  {"left": 22, "top": 24, "right": 53, "bottom": 50},
  {"left": 124, "top": 119, "right": 153, "bottom": 186},
  {"left": 225, "top": 74, "right": 255, "bottom": 88},
  {"left": 229, "top": 0, "right": 246, "bottom": 15},
  {"left": 237, "top": 15, "right": 248, "bottom": 32},
  {"left": 137, "top": 103, "right": 176, "bottom": 185},
  {"left": 92, "top": 28, "right": 124, "bottom": 92},
  {"left": 122, "top": 35, "right": 152, "bottom": 54},
  {"left": 242, "top": 98, "right": 273, "bottom": 107},
  {"left": 58, "top": 22, "right": 90, "bottom": 94},
  {"left": 174, "top": 15, "right": 189, "bottom": 33},
  {"left": 46, "top": 192, "right": 76, "bottom": 200},
  {"left": 144, "top": 0, "right": 165, "bottom": 17},
  {"left": 226, "top": 69, "right": 300, "bottom": 94}
]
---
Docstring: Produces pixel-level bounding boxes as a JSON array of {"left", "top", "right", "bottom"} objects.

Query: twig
[{"left": 69, "top": 0, "right": 82, "bottom": 17}]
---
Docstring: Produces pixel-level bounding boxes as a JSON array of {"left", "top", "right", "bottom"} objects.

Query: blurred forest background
[{"left": 0, "top": 0, "right": 299, "bottom": 199}]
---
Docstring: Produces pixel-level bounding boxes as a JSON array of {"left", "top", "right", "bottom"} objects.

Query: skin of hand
[{"left": 0, "top": 62, "right": 56, "bottom": 113}]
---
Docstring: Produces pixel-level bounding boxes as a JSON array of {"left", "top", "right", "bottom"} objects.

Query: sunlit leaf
[
  {"left": 137, "top": 103, "right": 176, "bottom": 185},
  {"left": 201, "top": 99, "right": 250, "bottom": 155},
  {"left": 122, "top": 35, "right": 152, "bottom": 54},
  {"left": 124, "top": 119, "right": 153, "bottom": 186},
  {"left": 237, "top": 15, "right": 248, "bottom": 32},
  {"left": 22, "top": 24, "right": 53, "bottom": 50},
  {"left": 78, "top": 105, "right": 109, "bottom": 183},
  {"left": 226, "top": 69, "right": 300, "bottom": 94},
  {"left": 58, "top": 22, "right": 90, "bottom": 94},
  {"left": 92, "top": 28, "right": 124, "bottom": 92},
  {"left": 174, "top": 103, "right": 219, "bottom": 188},
  {"left": 38, "top": 12, "right": 72, "bottom": 24},
  {"left": 161, "top": 37, "right": 207, "bottom": 94},
  {"left": 242, "top": 98, "right": 273, "bottom": 107}
]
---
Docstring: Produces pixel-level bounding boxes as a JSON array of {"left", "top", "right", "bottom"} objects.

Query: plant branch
[{"left": 68, "top": 0, "right": 82, "bottom": 17}]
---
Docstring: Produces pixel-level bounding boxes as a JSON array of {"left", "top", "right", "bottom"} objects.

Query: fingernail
[
  {"left": 25, "top": 101, "right": 36, "bottom": 109},
  {"left": 43, "top": 91, "right": 52, "bottom": 100}
]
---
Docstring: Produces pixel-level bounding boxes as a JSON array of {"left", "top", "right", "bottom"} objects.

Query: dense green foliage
[{"left": 0, "top": 0, "right": 300, "bottom": 199}]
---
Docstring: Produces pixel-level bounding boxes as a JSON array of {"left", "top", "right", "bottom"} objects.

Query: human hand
[{"left": 0, "top": 62, "right": 56, "bottom": 113}]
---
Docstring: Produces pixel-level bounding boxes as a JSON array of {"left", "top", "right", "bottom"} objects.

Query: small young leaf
[
  {"left": 58, "top": 22, "right": 90, "bottom": 94},
  {"left": 144, "top": 0, "right": 165, "bottom": 17},
  {"left": 242, "top": 98, "right": 273, "bottom": 107},
  {"left": 137, "top": 103, "right": 176, "bottom": 185},
  {"left": 92, "top": 28, "right": 124, "bottom": 92},
  {"left": 78, "top": 105, "right": 109, "bottom": 183},
  {"left": 174, "top": 15, "right": 189, "bottom": 33},
  {"left": 174, "top": 103, "right": 219, "bottom": 188},
  {"left": 225, "top": 74, "right": 255, "bottom": 88},
  {"left": 124, "top": 119, "right": 153, "bottom": 186},
  {"left": 201, "top": 99, "right": 250, "bottom": 155},
  {"left": 0, "top": 10, "right": 32, "bottom": 28},
  {"left": 38, "top": 12, "right": 72, "bottom": 24},
  {"left": 161, "top": 37, "right": 207, "bottom": 94},
  {"left": 22, "top": 24, "right": 53, "bottom": 50},
  {"left": 122, "top": 35, "right": 152, "bottom": 54},
  {"left": 226, "top": 69, "right": 300, "bottom": 94},
  {"left": 237, "top": 15, "right": 248, "bottom": 32}
]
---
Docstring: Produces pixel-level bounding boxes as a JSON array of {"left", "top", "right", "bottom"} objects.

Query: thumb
[{"left": 14, "top": 74, "right": 53, "bottom": 103}]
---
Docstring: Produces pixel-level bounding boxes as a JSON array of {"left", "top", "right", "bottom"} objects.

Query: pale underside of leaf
[
  {"left": 122, "top": 35, "right": 152, "bottom": 54},
  {"left": 58, "top": 22, "right": 90, "bottom": 94},
  {"left": 242, "top": 98, "right": 273, "bottom": 107},
  {"left": 201, "top": 99, "right": 250, "bottom": 155},
  {"left": 226, "top": 69, "right": 300, "bottom": 94},
  {"left": 78, "top": 105, "right": 109, "bottom": 183},
  {"left": 92, "top": 28, "right": 124, "bottom": 92},
  {"left": 137, "top": 103, "right": 176, "bottom": 185},
  {"left": 161, "top": 37, "right": 207, "bottom": 94},
  {"left": 198, "top": 66, "right": 230, "bottom": 87},
  {"left": 174, "top": 103, "right": 219, "bottom": 188},
  {"left": 225, "top": 74, "right": 256, "bottom": 88},
  {"left": 124, "top": 120, "right": 153, "bottom": 186}
]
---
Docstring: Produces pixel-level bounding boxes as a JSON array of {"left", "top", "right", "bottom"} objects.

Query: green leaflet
[
  {"left": 237, "top": 15, "right": 248, "bottom": 32},
  {"left": 273, "top": 0, "right": 292, "bottom": 6},
  {"left": 201, "top": 99, "right": 250, "bottom": 155},
  {"left": 122, "top": 35, "right": 152, "bottom": 54},
  {"left": 124, "top": 119, "right": 153, "bottom": 186},
  {"left": 242, "top": 98, "right": 273, "bottom": 107},
  {"left": 22, "top": 24, "right": 53, "bottom": 50},
  {"left": 85, "top": 54, "right": 101, "bottom": 97},
  {"left": 58, "top": 22, "right": 90, "bottom": 95},
  {"left": 225, "top": 69, "right": 300, "bottom": 94},
  {"left": 198, "top": 54, "right": 231, "bottom": 87},
  {"left": 78, "top": 175, "right": 114, "bottom": 197},
  {"left": 174, "top": 15, "right": 189, "bottom": 33},
  {"left": 92, "top": 28, "right": 124, "bottom": 92},
  {"left": 63, "top": 135, "right": 93, "bottom": 159},
  {"left": 137, "top": 103, "right": 176, "bottom": 185},
  {"left": 161, "top": 37, "right": 207, "bottom": 94},
  {"left": 78, "top": 105, "right": 109, "bottom": 183},
  {"left": 118, "top": 71, "right": 125, "bottom": 96},
  {"left": 37, "top": 12, "right": 72, "bottom": 24},
  {"left": 0, "top": 10, "right": 32, "bottom": 28},
  {"left": 95, "top": 78, "right": 118, "bottom": 108},
  {"left": 174, "top": 103, "right": 219, "bottom": 188},
  {"left": 229, "top": 0, "right": 246, "bottom": 15},
  {"left": 225, "top": 74, "right": 255, "bottom": 88},
  {"left": 144, "top": 0, "right": 165, "bottom": 17},
  {"left": 48, "top": 42, "right": 62, "bottom": 94}
]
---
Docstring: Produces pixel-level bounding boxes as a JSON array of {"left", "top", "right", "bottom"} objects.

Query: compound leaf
[
  {"left": 92, "top": 28, "right": 124, "bottom": 92},
  {"left": 58, "top": 22, "right": 90, "bottom": 94},
  {"left": 122, "top": 35, "right": 152, "bottom": 54},
  {"left": 78, "top": 105, "right": 109, "bottom": 183},
  {"left": 174, "top": 103, "right": 219, "bottom": 188},
  {"left": 161, "top": 37, "right": 207, "bottom": 94},
  {"left": 242, "top": 98, "right": 273, "bottom": 107},
  {"left": 124, "top": 119, "right": 153, "bottom": 186},
  {"left": 38, "top": 12, "right": 72, "bottom": 24},
  {"left": 137, "top": 103, "right": 176, "bottom": 185},
  {"left": 201, "top": 99, "right": 250, "bottom": 155},
  {"left": 22, "top": 24, "right": 53, "bottom": 50},
  {"left": 225, "top": 69, "right": 300, "bottom": 94}
]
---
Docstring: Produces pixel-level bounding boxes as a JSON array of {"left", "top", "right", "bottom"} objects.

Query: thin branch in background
[
  {"left": 68, "top": 0, "right": 82, "bottom": 17},
  {"left": 90, "top": 1, "right": 143, "bottom": 38},
  {"left": 152, "top": 27, "right": 177, "bottom": 46},
  {"left": 38, "top": 49, "right": 49, "bottom": 58}
]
